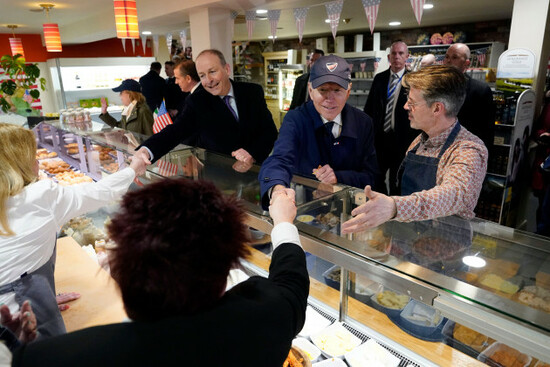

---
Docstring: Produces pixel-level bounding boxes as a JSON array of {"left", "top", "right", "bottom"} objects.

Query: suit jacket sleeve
[
  {"left": 267, "top": 243, "right": 309, "bottom": 337},
  {"left": 137, "top": 98, "right": 197, "bottom": 162},
  {"left": 259, "top": 112, "right": 301, "bottom": 208},
  {"left": 289, "top": 74, "right": 308, "bottom": 110},
  {"left": 242, "top": 83, "right": 278, "bottom": 163},
  {"left": 98, "top": 112, "right": 120, "bottom": 129}
]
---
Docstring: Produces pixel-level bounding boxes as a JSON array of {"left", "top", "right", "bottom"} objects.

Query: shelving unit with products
[
  {"left": 262, "top": 51, "right": 289, "bottom": 100},
  {"left": 232, "top": 43, "right": 264, "bottom": 85},
  {"left": 335, "top": 51, "right": 388, "bottom": 110}
]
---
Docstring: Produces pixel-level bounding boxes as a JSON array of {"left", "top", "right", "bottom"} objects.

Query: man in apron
[{"left": 342, "top": 65, "right": 488, "bottom": 234}]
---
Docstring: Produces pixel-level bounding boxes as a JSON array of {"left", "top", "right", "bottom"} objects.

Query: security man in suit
[
  {"left": 289, "top": 49, "right": 325, "bottom": 110},
  {"left": 364, "top": 41, "right": 418, "bottom": 195},
  {"left": 135, "top": 49, "right": 278, "bottom": 165}
]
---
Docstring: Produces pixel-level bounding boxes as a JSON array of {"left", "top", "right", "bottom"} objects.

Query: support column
[
  {"left": 508, "top": 0, "right": 550, "bottom": 109},
  {"left": 189, "top": 8, "right": 233, "bottom": 74}
]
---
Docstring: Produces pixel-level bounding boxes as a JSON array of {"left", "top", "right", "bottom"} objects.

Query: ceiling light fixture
[
  {"left": 7, "top": 25, "right": 25, "bottom": 58},
  {"left": 142, "top": 31, "right": 152, "bottom": 35},
  {"left": 113, "top": 0, "right": 139, "bottom": 39},
  {"left": 256, "top": 9, "right": 268, "bottom": 14},
  {"left": 268, "top": 35, "right": 277, "bottom": 39},
  {"left": 325, "top": 19, "right": 331, "bottom": 23},
  {"left": 40, "top": 3, "right": 62, "bottom": 52},
  {"left": 389, "top": 21, "right": 401, "bottom": 26},
  {"left": 423, "top": 3, "right": 434, "bottom": 9}
]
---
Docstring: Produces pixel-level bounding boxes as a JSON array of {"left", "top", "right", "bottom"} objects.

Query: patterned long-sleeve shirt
[{"left": 393, "top": 121, "right": 488, "bottom": 222}]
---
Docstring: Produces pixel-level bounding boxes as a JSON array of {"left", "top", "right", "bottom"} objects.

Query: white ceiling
[{"left": 0, "top": 0, "right": 514, "bottom": 44}]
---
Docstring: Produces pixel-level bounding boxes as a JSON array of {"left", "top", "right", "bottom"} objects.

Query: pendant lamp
[
  {"left": 113, "top": 0, "right": 140, "bottom": 39},
  {"left": 41, "top": 4, "right": 62, "bottom": 52},
  {"left": 7, "top": 25, "right": 25, "bottom": 58}
]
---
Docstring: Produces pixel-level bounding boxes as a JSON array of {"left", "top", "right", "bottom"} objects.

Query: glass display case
[{"left": 34, "top": 121, "right": 550, "bottom": 366}]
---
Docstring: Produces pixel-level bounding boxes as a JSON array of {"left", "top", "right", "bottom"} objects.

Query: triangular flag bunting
[
  {"left": 152, "top": 35, "right": 159, "bottom": 56},
  {"left": 267, "top": 10, "right": 281, "bottom": 42},
  {"left": 293, "top": 7, "right": 309, "bottom": 44},
  {"left": 131, "top": 38, "right": 135, "bottom": 54},
  {"left": 245, "top": 10, "right": 256, "bottom": 40},
  {"left": 230, "top": 11, "right": 238, "bottom": 37},
  {"left": 121, "top": 38, "right": 126, "bottom": 53},
  {"left": 410, "top": 0, "right": 425, "bottom": 25},
  {"left": 180, "top": 29, "right": 187, "bottom": 51},
  {"left": 166, "top": 33, "right": 172, "bottom": 53},
  {"left": 141, "top": 35, "right": 147, "bottom": 54},
  {"left": 362, "top": 0, "right": 381, "bottom": 34},
  {"left": 325, "top": 0, "right": 344, "bottom": 39}
]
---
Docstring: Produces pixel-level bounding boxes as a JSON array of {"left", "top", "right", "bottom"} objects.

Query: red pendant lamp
[
  {"left": 41, "top": 4, "right": 62, "bottom": 52},
  {"left": 113, "top": 0, "right": 140, "bottom": 39},
  {"left": 7, "top": 25, "right": 25, "bottom": 58}
]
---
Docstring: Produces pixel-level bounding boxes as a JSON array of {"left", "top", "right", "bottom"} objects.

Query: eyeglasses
[{"left": 405, "top": 98, "right": 427, "bottom": 111}]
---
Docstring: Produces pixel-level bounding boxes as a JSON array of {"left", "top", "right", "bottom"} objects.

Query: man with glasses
[
  {"left": 341, "top": 65, "right": 488, "bottom": 232},
  {"left": 364, "top": 41, "right": 418, "bottom": 195},
  {"left": 259, "top": 55, "right": 379, "bottom": 208}
]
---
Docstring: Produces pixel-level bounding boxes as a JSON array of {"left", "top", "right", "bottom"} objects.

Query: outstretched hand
[
  {"left": 269, "top": 188, "right": 297, "bottom": 226},
  {"left": 56, "top": 292, "right": 81, "bottom": 311},
  {"left": 0, "top": 301, "right": 38, "bottom": 343},
  {"left": 341, "top": 185, "right": 397, "bottom": 233}
]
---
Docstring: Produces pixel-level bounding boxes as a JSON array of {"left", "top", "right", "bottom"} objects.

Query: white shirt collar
[
  {"left": 321, "top": 114, "right": 342, "bottom": 127},
  {"left": 392, "top": 67, "right": 406, "bottom": 78},
  {"left": 221, "top": 85, "right": 235, "bottom": 99},
  {"left": 190, "top": 82, "right": 200, "bottom": 94}
]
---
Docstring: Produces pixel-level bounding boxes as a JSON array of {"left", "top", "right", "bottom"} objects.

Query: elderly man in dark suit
[
  {"left": 444, "top": 43, "right": 495, "bottom": 151},
  {"left": 364, "top": 41, "right": 418, "bottom": 195},
  {"left": 135, "top": 49, "right": 278, "bottom": 165}
]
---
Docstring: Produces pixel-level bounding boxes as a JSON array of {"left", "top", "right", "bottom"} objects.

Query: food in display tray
[
  {"left": 54, "top": 171, "right": 93, "bottom": 186},
  {"left": 479, "top": 273, "right": 520, "bottom": 295},
  {"left": 515, "top": 285, "right": 550, "bottom": 313},
  {"left": 284, "top": 346, "right": 311, "bottom": 367},
  {"left": 292, "top": 338, "right": 322, "bottom": 363},
  {"left": 310, "top": 322, "right": 362, "bottom": 359},
  {"left": 36, "top": 148, "right": 58, "bottom": 159},
  {"left": 312, "top": 357, "right": 347, "bottom": 367},
  {"left": 441, "top": 320, "right": 489, "bottom": 358},
  {"left": 477, "top": 342, "right": 531, "bottom": 367},
  {"left": 298, "top": 306, "right": 332, "bottom": 338},
  {"left": 39, "top": 159, "right": 71, "bottom": 174},
  {"left": 398, "top": 300, "right": 444, "bottom": 338},
  {"left": 370, "top": 289, "right": 410, "bottom": 319},
  {"left": 345, "top": 339, "right": 400, "bottom": 367}
]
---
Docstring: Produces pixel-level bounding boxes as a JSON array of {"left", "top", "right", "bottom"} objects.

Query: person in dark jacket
[
  {"left": 164, "top": 61, "right": 189, "bottom": 118},
  {"left": 260, "top": 54, "right": 379, "bottom": 209},
  {"left": 12, "top": 179, "right": 308, "bottom": 367},
  {"left": 289, "top": 49, "right": 324, "bottom": 110},
  {"left": 139, "top": 62, "right": 166, "bottom": 113},
  {"left": 99, "top": 79, "right": 154, "bottom": 136}
]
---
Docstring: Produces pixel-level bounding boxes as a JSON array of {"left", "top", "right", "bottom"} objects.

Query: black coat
[
  {"left": 164, "top": 77, "right": 189, "bottom": 113},
  {"left": 12, "top": 243, "right": 309, "bottom": 367},
  {"left": 364, "top": 69, "right": 418, "bottom": 194},
  {"left": 139, "top": 70, "right": 166, "bottom": 113},
  {"left": 289, "top": 72, "right": 309, "bottom": 110},
  {"left": 457, "top": 75, "right": 495, "bottom": 151},
  {"left": 139, "top": 81, "right": 278, "bottom": 163}
]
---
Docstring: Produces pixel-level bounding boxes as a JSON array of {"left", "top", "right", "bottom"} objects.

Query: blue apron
[
  {"left": 398, "top": 122, "right": 461, "bottom": 195},
  {"left": 0, "top": 244, "right": 66, "bottom": 338}
]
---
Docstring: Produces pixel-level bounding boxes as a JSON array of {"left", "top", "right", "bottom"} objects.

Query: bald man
[
  {"left": 444, "top": 43, "right": 495, "bottom": 151},
  {"left": 420, "top": 54, "right": 436, "bottom": 68}
]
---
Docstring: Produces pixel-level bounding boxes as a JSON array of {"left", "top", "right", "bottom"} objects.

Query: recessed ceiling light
[
  {"left": 389, "top": 21, "right": 401, "bottom": 26},
  {"left": 423, "top": 3, "right": 434, "bottom": 9},
  {"left": 141, "top": 31, "right": 152, "bottom": 35},
  {"left": 256, "top": 9, "right": 267, "bottom": 14},
  {"left": 325, "top": 19, "right": 331, "bottom": 23},
  {"left": 268, "top": 35, "right": 277, "bottom": 39}
]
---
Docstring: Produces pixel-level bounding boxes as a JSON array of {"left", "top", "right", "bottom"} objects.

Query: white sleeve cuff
[
  {"left": 143, "top": 146, "right": 154, "bottom": 161},
  {"left": 271, "top": 222, "right": 302, "bottom": 250}
]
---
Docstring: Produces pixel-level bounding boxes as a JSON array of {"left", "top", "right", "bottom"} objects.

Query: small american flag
[
  {"left": 362, "top": 0, "right": 381, "bottom": 35},
  {"left": 477, "top": 52, "right": 486, "bottom": 67},
  {"left": 152, "top": 100, "right": 173, "bottom": 134},
  {"left": 325, "top": 0, "right": 344, "bottom": 39},
  {"left": 410, "top": 0, "right": 425, "bottom": 25},
  {"left": 157, "top": 158, "right": 178, "bottom": 177}
]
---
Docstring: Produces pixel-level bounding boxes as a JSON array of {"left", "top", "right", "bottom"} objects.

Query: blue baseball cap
[
  {"left": 112, "top": 79, "right": 141, "bottom": 93},
  {"left": 310, "top": 54, "right": 351, "bottom": 89}
]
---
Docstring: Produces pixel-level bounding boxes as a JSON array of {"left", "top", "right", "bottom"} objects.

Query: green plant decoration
[{"left": 0, "top": 54, "right": 46, "bottom": 116}]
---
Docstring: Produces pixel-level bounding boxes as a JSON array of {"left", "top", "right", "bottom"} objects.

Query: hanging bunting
[
  {"left": 230, "top": 11, "right": 238, "bottom": 38},
  {"left": 293, "top": 8, "right": 309, "bottom": 44},
  {"left": 362, "top": 0, "right": 381, "bottom": 34},
  {"left": 121, "top": 38, "right": 126, "bottom": 53},
  {"left": 131, "top": 38, "right": 135, "bottom": 54},
  {"left": 325, "top": 0, "right": 344, "bottom": 39},
  {"left": 141, "top": 35, "right": 148, "bottom": 54},
  {"left": 267, "top": 10, "right": 281, "bottom": 42},
  {"left": 410, "top": 0, "right": 425, "bottom": 25},
  {"left": 166, "top": 33, "right": 173, "bottom": 54},
  {"left": 153, "top": 35, "right": 159, "bottom": 56},
  {"left": 179, "top": 30, "right": 187, "bottom": 52},
  {"left": 245, "top": 10, "right": 256, "bottom": 40}
]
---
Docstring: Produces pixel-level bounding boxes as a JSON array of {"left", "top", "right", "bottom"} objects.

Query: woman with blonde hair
[
  {"left": 0, "top": 123, "right": 146, "bottom": 338},
  {"left": 99, "top": 79, "right": 154, "bottom": 136}
]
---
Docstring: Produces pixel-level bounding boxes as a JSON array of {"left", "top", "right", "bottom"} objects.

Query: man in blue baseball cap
[{"left": 259, "top": 54, "right": 380, "bottom": 208}]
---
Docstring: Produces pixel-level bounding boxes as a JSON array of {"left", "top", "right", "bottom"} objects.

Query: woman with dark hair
[
  {"left": 12, "top": 180, "right": 309, "bottom": 367},
  {"left": 99, "top": 79, "right": 154, "bottom": 136}
]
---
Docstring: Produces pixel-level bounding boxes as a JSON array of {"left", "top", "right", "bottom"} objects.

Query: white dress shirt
[
  {"left": 389, "top": 68, "right": 406, "bottom": 130},
  {"left": 0, "top": 167, "right": 136, "bottom": 313}
]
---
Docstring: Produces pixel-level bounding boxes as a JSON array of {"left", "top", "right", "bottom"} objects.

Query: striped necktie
[{"left": 384, "top": 73, "right": 399, "bottom": 133}]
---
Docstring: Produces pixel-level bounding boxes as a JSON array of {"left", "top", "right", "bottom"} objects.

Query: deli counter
[{"left": 34, "top": 120, "right": 550, "bottom": 366}]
